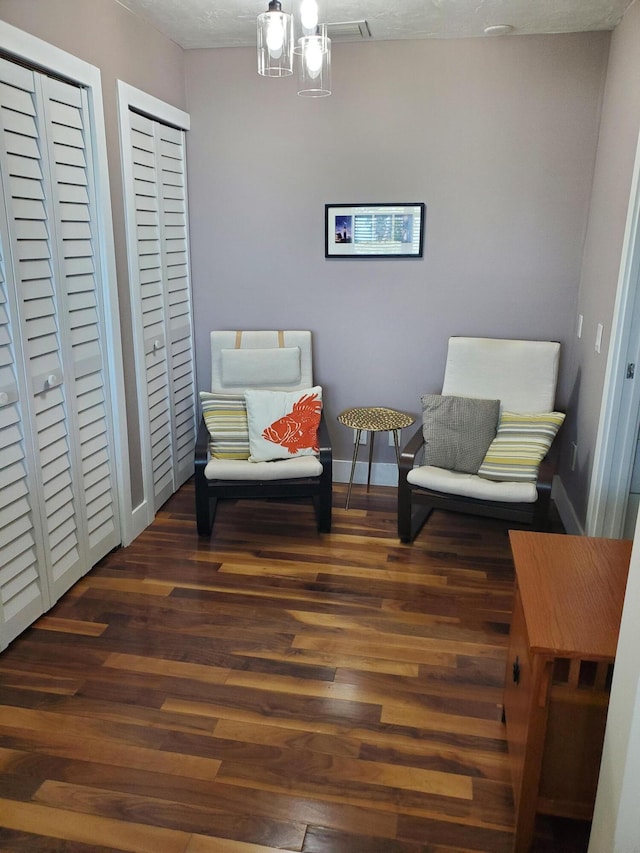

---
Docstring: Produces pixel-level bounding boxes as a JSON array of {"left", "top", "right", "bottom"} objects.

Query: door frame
[{"left": 587, "top": 128, "right": 640, "bottom": 538}]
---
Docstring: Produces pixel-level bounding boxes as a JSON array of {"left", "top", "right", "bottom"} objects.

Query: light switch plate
[{"left": 595, "top": 323, "right": 604, "bottom": 354}]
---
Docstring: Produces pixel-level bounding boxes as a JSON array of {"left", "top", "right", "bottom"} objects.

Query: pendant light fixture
[
  {"left": 298, "top": 23, "right": 331, "bottom": 97},
  {"left": 257, "top": 0, "right": 331, "bottom": 97},
  {"left": 257, "top": 0, "right": 294, "bottom": 77}
]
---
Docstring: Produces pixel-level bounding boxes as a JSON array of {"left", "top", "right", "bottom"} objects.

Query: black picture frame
[{"left": 325, "top": 202, "right": 425, "bottom": 259}]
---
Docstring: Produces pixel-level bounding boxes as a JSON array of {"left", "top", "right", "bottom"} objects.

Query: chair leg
[
  {"left": 316, "top": 441, "right": 332, "bottom": 533},
  {"left": 409, "top": 504, "right": 433, "bottom": 543},
  {"left": 532, "top": 492, "right": 552, "bottom": 531},
  {"left": 195, "top": 471, "right": 217, "bottom": 536},
  {"left": 398, "top": 481, "right": 432, "bottom": 544},
  {"left": 314, "top": 493, "right": 332, "bottom": 533},
  {"left": 196, "top": 495, "right": 217, "bottom": 537},
  {"left": 314, "top": 468, "right": 332, "bottom": 533}
]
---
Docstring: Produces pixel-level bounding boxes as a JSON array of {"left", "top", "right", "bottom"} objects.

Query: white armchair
[
  {"left": 398, "top": 337, "right": 563, "bottom": 543},
  {"left": 195, "top": 330, "right": 332, "bottom": 536}
]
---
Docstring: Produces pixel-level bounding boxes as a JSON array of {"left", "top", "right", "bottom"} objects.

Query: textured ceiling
[{"left": 115, "top": 0, "right": 635, "bottom": 49}]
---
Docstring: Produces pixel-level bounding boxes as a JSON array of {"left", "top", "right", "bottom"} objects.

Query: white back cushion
[
  {"left": 442, "top": 337, "right": 560, "bottom": 413},
  {"left": 211, "top": 330, "right": 313, "bottom": 393}
]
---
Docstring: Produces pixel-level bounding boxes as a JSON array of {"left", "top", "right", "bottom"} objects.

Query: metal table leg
[
  {"left": 345, "top": 428, "right": 361, "bottom": 509},
  {"left": 367, "top": 431, "right": 375, "bottom": 491},
  {"left": 392, "top": 429, "right": 401, "bottom": 466}
]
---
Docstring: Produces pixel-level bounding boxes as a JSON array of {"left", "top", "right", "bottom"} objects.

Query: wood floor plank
[
  {"left": 102, "top": 653, "right": 231, "bottom": 684},
  {"left": 0, "top": 708, "right": 222, "bottom": 781},
  {"left": 0, "top": 481, "right": 589, "bottom": 852},
  {"left": 33, "top": 779, "right": 307, "bottom": 850},
  {"left": 34, "top": 615, "right": 109, "bottom": 636},
  {"left": 186, "top": 839, "right": 302, "bottom": 853},
  {"left": 0, "top": 797, "right": 191, "bottom": 853}
]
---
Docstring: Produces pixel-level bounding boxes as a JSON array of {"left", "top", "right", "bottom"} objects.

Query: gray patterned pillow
[{"left": 420, "top": 394, "right": 500, "bottom": 474}]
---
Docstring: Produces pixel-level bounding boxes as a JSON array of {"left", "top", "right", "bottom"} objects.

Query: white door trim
[{"left": 587, "top": 128, "right": 640, "bottom": 537}]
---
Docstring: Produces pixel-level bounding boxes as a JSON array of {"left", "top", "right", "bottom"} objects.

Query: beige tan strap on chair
[{"left": 234, "top": 331, "right": 285, "bottom": 348}]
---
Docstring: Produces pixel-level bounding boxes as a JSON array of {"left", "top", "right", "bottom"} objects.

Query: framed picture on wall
[{"left": 325, "top": 202, "right": 425, "bottom": 258}]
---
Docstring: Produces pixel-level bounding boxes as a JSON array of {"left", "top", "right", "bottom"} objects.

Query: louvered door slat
[
  {"left": 6, "top": 153, "right": 43, "bottom": 181},
  {"left": 0, "top": 494, "right": 30, "bottom": 533}
]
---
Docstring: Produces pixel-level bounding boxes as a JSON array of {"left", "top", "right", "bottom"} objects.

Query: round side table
[{"left": 337, "top": 406, "right": 415, "bottom": 509}]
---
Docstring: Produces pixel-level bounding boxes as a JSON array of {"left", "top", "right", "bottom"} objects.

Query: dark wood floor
[{"left": 0, "top": 481, "right": 591, "bottom": 852}]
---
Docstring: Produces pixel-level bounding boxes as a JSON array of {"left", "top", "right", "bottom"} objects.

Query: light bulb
[
  {"left": 304, "top": 38, "right": 322, "bottom": 78},
  {"left": 300, "top": 0, "right": 318, "bottom": 32},
  {"left": 266, "top": 15, "right": 284, "bottom": 56}
]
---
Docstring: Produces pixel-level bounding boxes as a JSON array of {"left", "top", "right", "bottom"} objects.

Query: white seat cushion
[
  {"left": 204, "top": 456, "right": 323, "bottom": 481},
  {"left": 407, "top": 465, "right": 538, "bottom": 503}
]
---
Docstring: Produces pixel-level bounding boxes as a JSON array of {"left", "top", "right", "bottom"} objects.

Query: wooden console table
[{"left": 504, "top": 530, "right": 631, "bottom": 853}]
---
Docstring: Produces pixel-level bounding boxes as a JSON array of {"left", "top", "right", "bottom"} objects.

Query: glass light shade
[
  {"left": 257, "top": 1, "right": 294, "bottom": 77},
  {"left": 300, "top": 0, "right": 319, "bottom": 35},
  {"left": 294, "top": 0, "right": 324, "bottom": 53},
  {"left": 297, "top": 29, "right": 331, "bottom": 97}
]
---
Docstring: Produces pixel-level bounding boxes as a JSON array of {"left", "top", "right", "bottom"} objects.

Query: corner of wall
[{"left": 552, "top": 474, "right": 585, "bottom": 534}]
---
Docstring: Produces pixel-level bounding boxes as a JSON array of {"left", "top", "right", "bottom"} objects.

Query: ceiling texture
[{"left": 115, "top": 0, "right": 635, "bottom": 49}]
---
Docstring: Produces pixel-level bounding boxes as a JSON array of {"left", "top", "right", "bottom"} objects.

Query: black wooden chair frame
[
  {"left": 397, "top": 423, "right": 562, "bottom": 543},
  {"left": 195, "top": 412, "right": 332, "bottom": 537}
]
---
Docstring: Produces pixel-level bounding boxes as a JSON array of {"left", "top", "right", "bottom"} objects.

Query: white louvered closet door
[
  {"left": 128, "top": 110, "right": 195, "bottom": 514},
  {"left": 0, "top": 56, "right": 120, "bottom": 646},
  {"left": 0, "top": 212, "right": 50, "bottom": 648},
  {"left": 43, "top": 77, "right": 120, "bottom": 568}
]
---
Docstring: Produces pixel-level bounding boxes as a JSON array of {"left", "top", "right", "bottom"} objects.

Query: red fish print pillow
[{"left": 245, "top": 386, "right": 323, "bottom": 462}]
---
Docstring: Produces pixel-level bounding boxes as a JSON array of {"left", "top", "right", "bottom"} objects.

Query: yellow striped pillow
[
  {"left": 477, "top": 411, "right": 565, "bottom": 482},
  {"left": 200, "top": 392, "right": 250, "bottom": 459}
]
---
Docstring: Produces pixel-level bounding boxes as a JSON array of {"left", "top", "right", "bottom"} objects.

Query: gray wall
[
  {"left": 0, "top": 0, "right": 187, "bottom": 507},
  {"left": 560, "top": 0, "right": 640, "bottom": 526},
  {"left": 568, "top": 5, "right": 640, "bottom": 846},
  {"left": 185, "top": 33, "right": 608, "bottom": 467}
]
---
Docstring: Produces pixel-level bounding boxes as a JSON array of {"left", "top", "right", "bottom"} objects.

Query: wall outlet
[
  {"left": 570, "top": 441, "right": 578, "bottom": 471},
  {"left": 353, "top": 429, "right": 367, "bottom": 445}
]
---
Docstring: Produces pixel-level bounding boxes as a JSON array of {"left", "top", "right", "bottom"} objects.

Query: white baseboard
[
  {"left": 552, "top": 475, "right": 585, "bottom": 535},
  {"left": 333, "top": 459, "right": 399, "bottom": 487}
]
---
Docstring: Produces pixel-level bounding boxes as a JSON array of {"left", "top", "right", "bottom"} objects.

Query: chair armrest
[
  {"left": 195, "top": 417, "right": 210, "bottom": 465},
  {"left": 317, "top": 411, "right": 332, "bottom": 454},
  {"left": 536, "top": 420, "right": 563, "bottom": 491},
  {"left": 399, "top": 424, "right": 424, "bottom": 475},
  {"left": 317, "top": 412, "right": 332, "bottom": 487},
  {"left": 538, "top": 435, "right": 560, "bottom": 483},
  {"left": 532, "top": 419, "right": 563, "bottom": 529}
]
